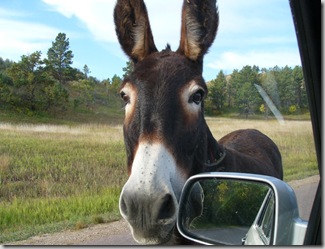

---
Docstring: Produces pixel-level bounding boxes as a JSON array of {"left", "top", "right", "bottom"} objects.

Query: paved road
[
  {"left": 7, "top": 175, "right": 319, "bottom": 245},
  {"left": 288, "top": 175, "right": 320, "bottom": 220}
]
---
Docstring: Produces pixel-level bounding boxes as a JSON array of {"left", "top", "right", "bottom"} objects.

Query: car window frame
[{"left": 289, "top": 0, "right": 321, "bottom": 245}]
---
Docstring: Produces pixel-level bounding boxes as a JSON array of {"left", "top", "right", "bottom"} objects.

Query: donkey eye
[
  {"left": 189, "top": 89, "right": 204, "bottom": 105},
  {"left": 120, "top": 91, "right": 130, "bottom": 104}
]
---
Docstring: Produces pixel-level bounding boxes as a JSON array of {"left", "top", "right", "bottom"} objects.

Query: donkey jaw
[{"left": 119, "top": 141, "right": 186, "bottom": 245}]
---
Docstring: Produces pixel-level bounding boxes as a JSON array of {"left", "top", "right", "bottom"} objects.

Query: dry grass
[{"left": 0, "top": 122, "right": 123, "bottom": 143}]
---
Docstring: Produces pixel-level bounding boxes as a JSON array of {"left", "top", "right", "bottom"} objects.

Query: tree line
[
  {"left": 0, "top": 32, "right": 306, "bottom": 118},
  {"left": 205, "top": 65, "right": 307, "bottom": 118}
]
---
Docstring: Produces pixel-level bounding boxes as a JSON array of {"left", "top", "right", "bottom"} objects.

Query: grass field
[{"left": 0, "top": 117, "right": 318, "bottom": 243}]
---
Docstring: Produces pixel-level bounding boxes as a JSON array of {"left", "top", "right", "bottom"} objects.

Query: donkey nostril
[{"left": 157, "top": 194, "right": 175, "bottom": 220}]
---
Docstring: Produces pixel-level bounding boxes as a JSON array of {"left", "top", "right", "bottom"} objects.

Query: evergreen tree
[
  {"left": 292, "top": 66, "right": 306, "bottom": 110},
  {"left": 111, "top": 74, "right": 122, "bottom": 94},
  {"left": 122, "top": 60, "right": 134, "bottom": 78},
  {"left": 259, "top": 70, "right": 282, "bottom": 119},
  {"left": 0, "top": 57, "right": 14, "bottom": 103},
  {"left": 229, "top": 65, "right": 261, "bottom": 116},
  {"left": 83, "top": 64, "right": 91, "bottom": 79},
  {"left": 8, "top": 51, "right": 49, "bottom": 110},
  {"left": 0, "top": 58, "right": 14, "bottom": 105},
  {"left": 0, "top": 57, "right": 14, "bottom": 72},
  {"left": 46, "top": 32, "right": 74, "bottom": 84},
  {"left": 207, "top": 70, "right": 227, "bottom": 114},
  {"left": 275, "top": 66, "right": 295, "bottom": 112},
  {"left": 7, "top": 51, "right": 68, "bottom": 111}
]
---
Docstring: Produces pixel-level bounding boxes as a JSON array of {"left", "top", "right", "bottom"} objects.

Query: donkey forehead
[{"left": 124, "top": 51, "right": 207, "bottom": 93}]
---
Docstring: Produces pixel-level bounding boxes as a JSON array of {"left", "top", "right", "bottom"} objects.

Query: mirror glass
[{"left": 180, "top": 178, "right": 273, "bottom": 245}]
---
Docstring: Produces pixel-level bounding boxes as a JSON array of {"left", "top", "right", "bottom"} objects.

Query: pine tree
[
  {"left": 83, "top": 64, "right": 91, "bottom": 79},
  {"left": 122, "top": 60, "right": 134, "bottom": 78},
  {"left": 207, "top": 70, "right": 227, "bottom": 113},
  {"left": 46, "top": 32, "right": 74, "bottom": 84}
]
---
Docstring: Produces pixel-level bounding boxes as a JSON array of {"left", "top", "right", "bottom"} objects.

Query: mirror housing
[{"left": 177, "top": 172, "right": 307, "bottom": 245}]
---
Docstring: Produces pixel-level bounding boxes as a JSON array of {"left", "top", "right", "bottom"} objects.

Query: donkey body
[{"left": 114, "top": 0, "right": 282, "bottom": 245}]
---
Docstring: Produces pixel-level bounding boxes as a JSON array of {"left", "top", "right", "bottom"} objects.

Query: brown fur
[{"left": 218, "top": 129, "right": 283, "bottom": 179}]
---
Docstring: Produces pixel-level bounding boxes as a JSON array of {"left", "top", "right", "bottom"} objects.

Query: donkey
[{"left": 114, "top": 0, "right": 283, "bottom": 245}]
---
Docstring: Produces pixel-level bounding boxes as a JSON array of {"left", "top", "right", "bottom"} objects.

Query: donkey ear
[
  {"left": 114, "top": 0, "right": 158, "bottom": 63},
  {"left": 177, "top": 0, "right": 219, "bottom": 62}
]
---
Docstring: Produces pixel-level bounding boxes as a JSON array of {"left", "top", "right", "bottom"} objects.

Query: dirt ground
[
  {"left": 6, "top": 219, "right": 136, "bottom": 246},
  {"left": 5, "top": 175, "right": 320, "bottom": 246}
]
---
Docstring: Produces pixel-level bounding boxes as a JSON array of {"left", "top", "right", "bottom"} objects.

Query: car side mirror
[{"left": 177, "top": 172, "right": 308, "bottom": 245}]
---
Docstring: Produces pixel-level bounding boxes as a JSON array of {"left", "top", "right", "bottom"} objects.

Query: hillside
[{"left": 0, "top": 81, "right": 124, "bottom": 126}]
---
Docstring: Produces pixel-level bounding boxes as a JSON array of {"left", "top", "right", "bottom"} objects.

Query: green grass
[
  {"left": 0, "top": 188, "right": 121, "bottom": 242},
  {"left": 0, "top": 123, "right": 127, "bottom": 243},
  {"left": 0, "top": 117, "right": 319, "bottom": 243},
  {"left": 0, "top": 126, "right": 126, "bottom": 200}
]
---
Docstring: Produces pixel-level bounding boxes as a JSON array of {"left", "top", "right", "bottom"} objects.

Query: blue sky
[{"left": 0, "top": 0, "right": 301, "bottom": 81}]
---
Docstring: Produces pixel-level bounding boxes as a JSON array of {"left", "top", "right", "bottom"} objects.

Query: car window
[
  {"left": 203, "top": 0, "right": 320, "bottom": 244},
  {"left": 205, "top": 0, "right": 319, "bottom": 223},
  {"left": 176, "top": 0, "right": 320, "bottom": 245}
]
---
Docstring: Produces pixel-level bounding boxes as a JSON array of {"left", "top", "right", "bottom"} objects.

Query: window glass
[{"left": 205, "top": 0, "right": 319, "bottom": 224}]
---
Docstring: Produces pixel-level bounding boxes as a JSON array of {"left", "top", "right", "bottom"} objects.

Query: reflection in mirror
[
  {"left": 253, "top": 189, "right": 274, "bottom": 245},
  {"left": 182, "top": 178, "right": 272, "bottom": 245}
]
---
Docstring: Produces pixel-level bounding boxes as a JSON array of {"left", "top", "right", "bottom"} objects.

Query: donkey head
[{"left": 114, "top": 0, "right": 219, "bottom": 244}]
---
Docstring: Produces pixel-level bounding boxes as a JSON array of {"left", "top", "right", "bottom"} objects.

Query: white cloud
[
  {"left": 207, "top": 50, "right": 301, "bottom": 72},
  {"left": 42, "top": 0, "right": 120, "bottom": 43},
  {"left": 41, "top": 0, "right": 183, "bottom": 50},
  {"left": 0, "top": 10, "right": 60, "bottom": 60}
]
